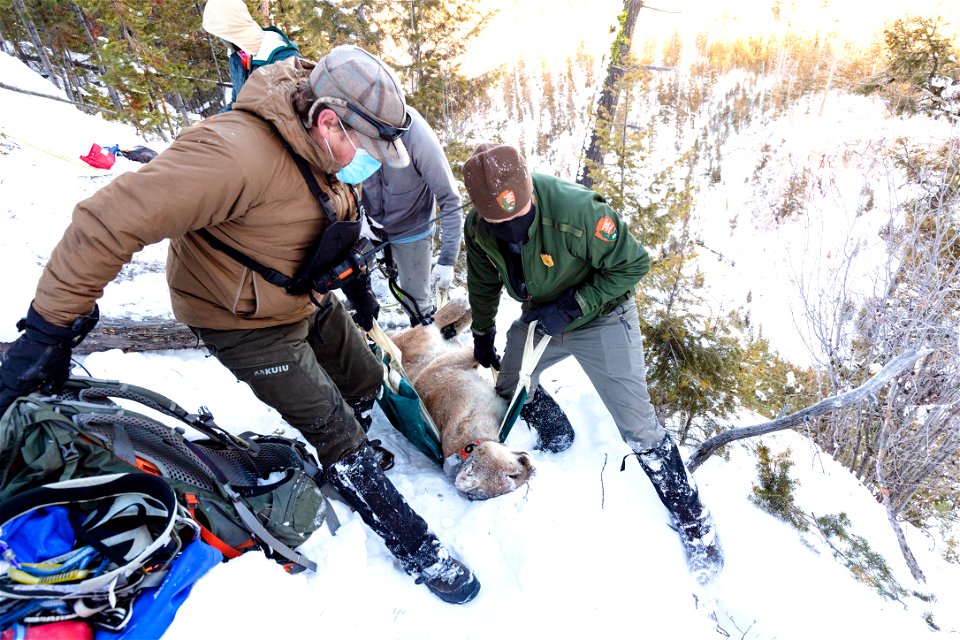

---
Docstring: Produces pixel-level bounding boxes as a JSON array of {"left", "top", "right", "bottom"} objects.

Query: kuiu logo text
[{"left": 254, "top": 365, "right": 290, "bottom": 376}]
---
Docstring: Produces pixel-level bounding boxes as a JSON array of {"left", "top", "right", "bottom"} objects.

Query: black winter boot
[
  {"left": 633, "top": 435, "right": 724, "bottom": 585},
  {"left": 326, "top": 445, "right": 480, "bottom": 604},
  {"left": 520, "top": 387, "right": 575, "bottom": 453},
  {"left": 345, "top": 395, "right": 395, "bottom": 471}
]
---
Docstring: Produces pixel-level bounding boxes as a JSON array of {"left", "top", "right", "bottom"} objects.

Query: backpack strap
[
  {"left": 195, "top": 228, "right": 292, "bottom": 288},
  {"left": 69, "top": 410, "right": 317, "bottom": 573},
  {"left": 69, "top": 380, "right": 255, "bottom": 451},
  {"left": 0, "top": 473, "right": 180, "bottom": 600},
  {"left": 174, "top": 437, "right": 318, "bottom": 573},
  {"left": 179, "top": 491, "right": 251, "bottom": 560},
  {"left": 195, "top": 138, "right": 345, "bottom": 295},
  {"left": 27, "top": 408, "right": 83, "bottom": 481}
]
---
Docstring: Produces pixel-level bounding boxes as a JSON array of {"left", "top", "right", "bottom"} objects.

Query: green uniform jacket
[{"left": 465, "top": 173, "right": 651, "bottom": 334}]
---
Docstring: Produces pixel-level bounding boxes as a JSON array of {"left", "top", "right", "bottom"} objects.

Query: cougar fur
[{"left": 389, "top": 298, "right": 535, "bottom": 500}]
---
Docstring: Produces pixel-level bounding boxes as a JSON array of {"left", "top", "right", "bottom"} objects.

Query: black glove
[
  {"left": 341, "top": 277, "right": 379, "bottom": 332},
  {"left": 118, "top": 146, "right": 158, "bottom": 164},
  {"left": 472, "top": 330, "right": 500, "bottom": 370},
  {"left": 0, "top": 304, "right": 99, "bottom": 414},
  {"left": 520, "top": 288, "right": 583, "bottom": 336}
]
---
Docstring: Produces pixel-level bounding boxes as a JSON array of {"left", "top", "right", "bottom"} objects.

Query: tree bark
[
  {"left": 71, "top": 2, "right": 125, "bottom": 113},
  {"left": 0, "top": 82, "right": 120, "bottom": 116},
  {"left": 11, "top": 0, "right": 61, "bottom": 90},
  {"left": 0, "top": 318, "right": 200, "bottom": 355},
  {"left": 877, "top": 463, "right": 926, "bottom": 583},
  {"left": 59, "top": 48, "right": 79, "bottom": 105},
  {"left": 577, "top": 0, "right": 644, "bottom": 188},
  {"left": 170, "top": 89, "right": 192, "bottom": 128},
  {"left": 686, "top": 349, "right": 933, "bottom": 472}
]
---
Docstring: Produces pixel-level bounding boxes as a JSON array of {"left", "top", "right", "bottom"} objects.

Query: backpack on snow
[{"left": 0, "top": 377, "right": 326, "bottom": 574}]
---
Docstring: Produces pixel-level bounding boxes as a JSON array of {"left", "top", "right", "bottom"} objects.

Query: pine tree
[
  {"left": 372, "top": 0, "right": 494, "bottom": 138},
  {"left": 858, "top": 16, "right": 959, "bottom": 121},
  {"left": 585, "top": 62, "right": 745, "bottom": 445},
  {"left": 270, "top": 0, "right": 378, "bottom": 60},
  {"left": 10, "top": 0, "right": 61, "bottom": 90}
]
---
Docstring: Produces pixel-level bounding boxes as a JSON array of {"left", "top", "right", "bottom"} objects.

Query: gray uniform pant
[
  {"left": 391, "top": 237, "right": 434, "bottom": 319},
  {"left": 494, "top": 301, "right": 664, "bottom": 450},
  {"left": 191, "top": 294, "right": 383, "bottom": 469}
]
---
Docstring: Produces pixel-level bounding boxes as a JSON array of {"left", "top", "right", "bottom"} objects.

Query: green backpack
[{"left": 0, "top": 377, "right": 326, "bottom": 573}]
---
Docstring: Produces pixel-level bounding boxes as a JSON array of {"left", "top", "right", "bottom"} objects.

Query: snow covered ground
[{"left": 2, "top": 51, "right": 959, "bottom": 638}]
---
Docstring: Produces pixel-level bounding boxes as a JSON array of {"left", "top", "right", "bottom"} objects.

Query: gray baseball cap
[{"left": 309, "top": 45, "right": 411, "bottom": 168}]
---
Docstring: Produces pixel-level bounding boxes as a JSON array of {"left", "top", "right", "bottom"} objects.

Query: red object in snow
[
  {"left": 0, "top": 621, "right": 93, "bottom": 640},
  {"left": 80, "top": 143, "right": 116, "bottom": 170}
]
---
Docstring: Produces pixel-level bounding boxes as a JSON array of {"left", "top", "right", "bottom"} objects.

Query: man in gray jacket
[{"left": 361, "top": 107, "right": 462, "bottom": 324}]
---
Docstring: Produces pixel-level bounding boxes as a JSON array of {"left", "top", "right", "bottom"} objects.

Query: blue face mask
[
  {"left": 336, "top": 148, "right": 381, "bottom": 184},
  {"left": 327, "top": 118, "right": 382, "bottom": 184}
]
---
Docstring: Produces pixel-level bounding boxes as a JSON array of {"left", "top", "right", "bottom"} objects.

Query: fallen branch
[
  {"left": 0, "top": 81, "right": 121, "bottom": 116},
  {"left": 686, "top": 348, "right": 933, "bottom": 472},
  {"left": 0, "top": 317, "right": 200, "bottom": 355}
]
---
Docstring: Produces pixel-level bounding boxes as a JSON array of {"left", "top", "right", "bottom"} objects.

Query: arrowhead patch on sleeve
[{"left": 595, "top": 216, "right": 618, "bottom": 242}]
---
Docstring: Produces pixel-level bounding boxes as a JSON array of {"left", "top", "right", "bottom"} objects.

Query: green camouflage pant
[{"left": 191, "top": 294, "right": 383, "bottom": 469}]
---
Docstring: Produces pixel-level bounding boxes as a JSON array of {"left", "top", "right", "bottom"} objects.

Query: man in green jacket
[{"left": 462, "top": 143, "right": 723, "bottom": 584}]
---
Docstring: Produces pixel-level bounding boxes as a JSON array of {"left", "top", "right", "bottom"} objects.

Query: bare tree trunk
[
  {"left": 407, "top": 0, "right": 422, "bottom": 96},
  {"left": 577, "top": 0, "right": 644, "bottom": 188},
  {"left": 876, "top": 452, "right": 926, "bottom": 582},
  {"left": 198, "top": 0, "right": 228, "bottom": 111},
  {"left": 71, "top": 2, "right": 125, "bottom": 113},
  {"left": 170, "top": 89, "right": 192, "bottom": 128},
  {"left": 38, "top": 20, "right": 76, "bottom": 103},
  {"left": 0, "top": 81, "right": 121, "bottom": 116},
  {"left": 58, "top": 48, "right": 79, "bottom": 104},
  {"left": 686, "top": 349, "right": 932, "bottom": 472},
  {"left": 678, "top": 410, "right": 693, "bottom": 446},
  {"left": 11, "top": 0, "right": 61, "bottom": 90},
  {"left": 881, "top": 491, "right": 926, "bottom": 582},
  {"left": 256, "top": 0, "right": 271, "bottom": 23}
]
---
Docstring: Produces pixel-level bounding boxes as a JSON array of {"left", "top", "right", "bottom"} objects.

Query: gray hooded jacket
[{"left": 360, "top": 107, "right": 462, "bottom": 266}]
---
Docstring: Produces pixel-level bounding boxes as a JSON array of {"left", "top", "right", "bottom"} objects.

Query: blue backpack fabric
[
  {"left": 94, "top": 539, "right": 222, "bottom": 640},
  {"left": 1, "top": 506, "right": 74, "bottom": 564}
]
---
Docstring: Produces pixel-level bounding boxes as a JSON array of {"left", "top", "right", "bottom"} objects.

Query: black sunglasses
[{"left": 345, "top": 102, "right": 411, "bottom": 142}]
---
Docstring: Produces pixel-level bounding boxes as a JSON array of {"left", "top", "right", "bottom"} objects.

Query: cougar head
[{"left": 454, "top": 442, "right": 535, "bottom": 500}]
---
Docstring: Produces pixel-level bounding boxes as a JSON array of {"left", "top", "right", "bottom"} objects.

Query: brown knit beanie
[{"left": 462, "top": 143, "right": 532, "bottom": 221}]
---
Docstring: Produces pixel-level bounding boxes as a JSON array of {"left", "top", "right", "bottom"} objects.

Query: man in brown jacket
[{"left": 0, "top": 45, "right": 479, "bottom": 604}]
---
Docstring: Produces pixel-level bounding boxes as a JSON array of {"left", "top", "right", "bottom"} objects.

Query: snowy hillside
[
  {"left": 2, "top": 51, "right": 960, "bottom": 639},
  {"left": 688, "top": 89, "right": 958, "bottom": 366}
]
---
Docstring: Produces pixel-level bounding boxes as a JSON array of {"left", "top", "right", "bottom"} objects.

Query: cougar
[{"left": 389, "top": 298, "right": 535, "bottom": 500}]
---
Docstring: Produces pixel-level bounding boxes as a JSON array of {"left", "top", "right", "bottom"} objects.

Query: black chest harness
[
  {"left": 198, "top": 136, "right": 473, "bottom": 323},
  {"left": 197, "top": 144, "right": 376, "bottom": 306}
]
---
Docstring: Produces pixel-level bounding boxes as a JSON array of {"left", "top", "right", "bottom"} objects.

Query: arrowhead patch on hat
[{"left": 498, "top": 189, "right": 517, "bottom": 212}]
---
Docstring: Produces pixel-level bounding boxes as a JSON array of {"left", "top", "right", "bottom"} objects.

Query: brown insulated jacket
[{"left": 33, "top": 57, "right": 357, "bottom": 330}]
